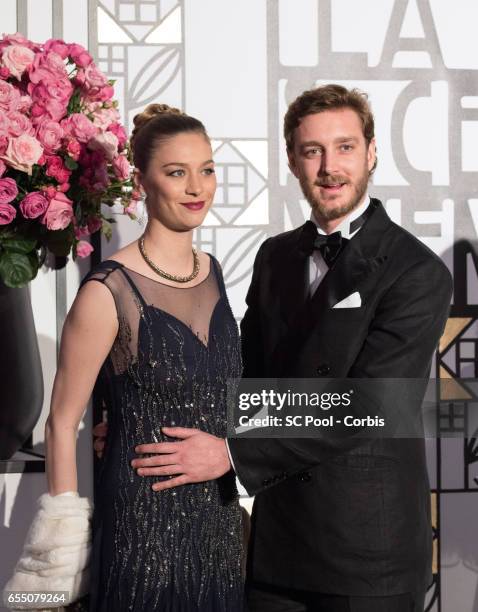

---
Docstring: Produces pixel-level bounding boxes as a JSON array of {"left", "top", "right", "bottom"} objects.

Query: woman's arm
[{"left": 45, "top": 280, "right": 118, "bottom": 495}]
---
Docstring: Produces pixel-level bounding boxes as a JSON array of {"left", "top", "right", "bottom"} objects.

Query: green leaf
[
  {"left": 64, "top": 156, "right": 79, "bottom": 170},
  {"left": 0, "top": 251, "right": 38, "bottom": 288},
  {"left": 102, "top": 220, "right": 113, "bottom": 241},
  {"left": 2, "top": 237, "right": 37, "bottom": 254}
]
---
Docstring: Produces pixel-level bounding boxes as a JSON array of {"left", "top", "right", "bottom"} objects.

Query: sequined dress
[{"left": 81, "top": 256, "right": 243, "bottom": 612}]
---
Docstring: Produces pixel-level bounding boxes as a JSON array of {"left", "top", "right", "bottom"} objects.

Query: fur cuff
[{"left": 3, "top": 494, "right": 93, "bottom": 610}]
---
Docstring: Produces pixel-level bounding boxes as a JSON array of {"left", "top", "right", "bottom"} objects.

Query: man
[{"left": 97, "top": 85, "right": 453, "bottom": 610}]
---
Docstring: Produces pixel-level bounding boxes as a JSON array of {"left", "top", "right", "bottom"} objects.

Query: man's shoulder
[
  {"left": 387, "top": 219, "right": 449, "bottom": 273},
  {"left": 259, "top": 225, "right": 304, "bottom": 254}
]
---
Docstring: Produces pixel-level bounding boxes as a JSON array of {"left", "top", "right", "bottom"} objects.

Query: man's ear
[
  {"left": 287, "top": 148, "right": 299, "bottom": 179},
  {"left": 367, "top": 138, "right": 377, "bottom": 174}
]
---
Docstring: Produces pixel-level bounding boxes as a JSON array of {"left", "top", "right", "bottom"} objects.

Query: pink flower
[
  {"left": 0, "top": 137, "right": 7, "bottom": 156},
  {"left": 36, "top": 119, "right": 64, "bottom": 153},
  {"left": 95, "top": 85, "right": 114, "bottom": 102},
  {"left": 113, "top": 154, "right": 130, "bottom": 180},
  {"left": 58, "top": 182, "right": 70, "bottom": 192},
  {"left": 1, "top": 33, "right": 34, "bottom": 49},
  {"left": 91, "top": 106, "right": 120, "bottom": 130},
  {"left": 0, "top": 202, "right": 16, "bottom": 225},
  {"left": 125, "top": 200, "right": 138, "bottom": 216},
  {"left": 28, "top": 77, "right": 72, "bottom": 122},
  {"left": 61, "top": 113, "right": 98, "bottom": 143},
  {"left": 0, "top": 80, "right": 20, "bottom": 112},
  {"left": 29, "top": 50, "right": 67, "bottom": 83},
  {"left": 18, "top": 95, "right": 33, "bottom": 112},
  {"left": 42, "top": 191, "right": 73, "bottom": 230},
  {"left": 84, "top": 63, "right": 107, "bottom": 89},
  {"left": 68, "top": 44, "right": 93, "bottom": 68},
  {"left": 76, "top": 240, "right": 94, "bottom": 258},
  {"left": 66, "top": 138, "right": 81, "bottom": 161},
  {"left": 108, "top": 123, "right": 127, "bottom": 149},
  {"left": 2, "top": 134, "right": 43, "bottom": 174},
  {"left": 0, "top": 159, "right": 6, "bottom": 177},
  {"left": 2, "top": 44, "right": 35, "bottom": 79},
  {"left": 0, "top": 66, "right": 10, "bottom": 79},
  {"left": 7, "top": 111, "right": 34, "bottom": 137},
  {"left": 0, "top": 113, "right": 10, "bottom": 138},
  {"left": 88, "top": 131, "right": 118, "bottom": 161},
  {"left": 0, "top": 177, "right": 18, "bottom": 203},
  {"left": 44, "top": 39, "right": 69, "bottom": 59},
  {"left": 46, "top": 155, "right": 71, "bottom": 183},
  {"left": 19, "top": 191, "right": 49, "bottom": 218}
]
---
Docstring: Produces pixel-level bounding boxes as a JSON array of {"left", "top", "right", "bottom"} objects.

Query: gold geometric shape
[
  {"left": 439, "top": 317, "right": 473, "bottom": 353},
  {"left": 431, "top": 492, "right": 438, "bottom": 575},
  {"left": 439, "top": 366, "right": 473, "bottom": 400}
]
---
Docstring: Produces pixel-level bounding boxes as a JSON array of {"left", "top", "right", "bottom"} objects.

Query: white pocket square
[{"left": 333, "top": 291, "right": 362, "bottom": 309}]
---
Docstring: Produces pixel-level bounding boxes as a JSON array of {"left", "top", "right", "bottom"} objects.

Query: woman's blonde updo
[{"left": 130, "top": 103, "right": 208, "bottom": 173}]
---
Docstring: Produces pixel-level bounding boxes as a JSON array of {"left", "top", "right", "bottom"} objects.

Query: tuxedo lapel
[
  {"left": 308, "top": 199, "right": 391, "bottom": 312},
  {"left": 277, "top": 223, "right": 312, "bottom": 328}
]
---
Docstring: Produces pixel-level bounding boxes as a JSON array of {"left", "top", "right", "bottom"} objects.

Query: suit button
[
  {"left": 317, "top": 364, "right": 330, "bottom": 376},
  {"left": 298, "top": 471, "right": 311, "bottom": 482}
]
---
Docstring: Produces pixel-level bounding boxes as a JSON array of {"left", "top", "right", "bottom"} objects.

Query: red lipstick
[{"left": 181, "top": 201, "right": 205, "bottom": 211}]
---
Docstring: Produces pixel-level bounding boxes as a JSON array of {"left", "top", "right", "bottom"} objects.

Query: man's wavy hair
[{"left": 284, "top": 84, "right": 377, "bottom": 173}]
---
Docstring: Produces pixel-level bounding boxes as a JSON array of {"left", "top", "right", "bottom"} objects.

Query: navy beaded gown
[{"left": 81, "top": 255, "right": 243, "bottom": 612}]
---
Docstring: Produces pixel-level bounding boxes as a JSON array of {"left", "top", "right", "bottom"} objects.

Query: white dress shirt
[{"left": 308, "top": 194, "right": 370, "bottom": 296}]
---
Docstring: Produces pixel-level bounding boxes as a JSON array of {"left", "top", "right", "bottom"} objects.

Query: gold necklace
[{"left": 138, "top": 236, "right": 200, "bottom": 283}]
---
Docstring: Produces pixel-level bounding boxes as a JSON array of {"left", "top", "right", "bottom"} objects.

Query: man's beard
[{"left": 299, "top": 165, "right": 370, "bottom": 222}]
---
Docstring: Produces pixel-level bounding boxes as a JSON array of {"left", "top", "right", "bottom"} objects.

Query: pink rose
[
  {"left": 0, "top": 66, "right": 10, "bottom": 79},
  {"left": 42, "top": 191, "right": 73, "bottom": 230},
  {"left": 1, "top": 44, "right": 35, "bottom": 79},
  {"left": 36, "top": 119, "right": 63, "bottom": 153},
  {"left": 2, "top": 134, "right": 43, "bottom": 174},
  {"left": 0, "top": 159, "right": 6, "bottom": 177},
  {"left": 0, "top": 136, "right": 7, "bottom": 156},
  {"left": 84, "top": 63, "right": 107, "bottom": 89},
  {"left": 68, "top": 44, "right": 93, "bottom": 68},
  {"left": 66, "top": 138, "right": 81, "bottom": 160},
  {"left": 113, "top": 154, "right": 130, "bottom": 180},
  {"left": 0, "top": 177, "right": 18, "bottom": 203},
  {"left": 19, "top": 191, "right": 49, "bottom": 218},
  {"left": 0, "top": 113, "right": 10, "bottom": 138},
  {"left": 1, "top": 33, "right": 34, "bottom": 49},
  {"left": 44, "top": 39, "right": 69, "bottom": 59},
  {"left": 107, "top": 123, "right": 127, "bottom": 149},
  {"left": 18, "top": 94, "right": 33, "bottom": 112},
  {"left": 76, "top": 240, "right": 94, "bottom": 258},
  {"left": 28, "top": 77, "right": 72, "bottom": 122},
  {"left": 95, "top": 85, "right": 114, "bottom": 102},
  {"left": 88, "top": 131, "right": 118, "bottom": 161},
  {"left": 0, "top": 80, "right": 20, "bottom": 112},
  {"left": 91, "top": 106, "right": 120, "bottom": 130},
  {"left": 7, "top": 111, "right": 34, "bottom": 137},
  {"left": 125, "top": 200, "right": 138, "bottom": 216},
  {"left": 0, "top": 202, "right": 16, "bottom": 225},
  {"left": 61, "top": 113, "right": 98, "bottom": 143},
  {"left": 46, "top": 155, "right": 71, "bottom": 183},
  {"left": 29, "top": 51, "right": 67, "bottom": 83}
]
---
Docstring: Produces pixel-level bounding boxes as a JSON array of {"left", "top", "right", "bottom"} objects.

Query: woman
[{"left": 45, "top": 104, "right": 244, "bottom": 611}]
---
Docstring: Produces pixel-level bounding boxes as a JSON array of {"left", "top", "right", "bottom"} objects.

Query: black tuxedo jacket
[{"left": 228, "top": 199, "right": 453, "bottom": 596}]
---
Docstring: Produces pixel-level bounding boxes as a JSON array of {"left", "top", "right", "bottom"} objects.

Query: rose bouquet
[{"left": 0, "top": 33, "right": 139, "bottom": 287}]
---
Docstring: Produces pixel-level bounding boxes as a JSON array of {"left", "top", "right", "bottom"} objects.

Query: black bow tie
[
  {"left": 313, "top": 231, "right": 348, "bottom": 267},
  {"left": 298, "top": 221, "right": 347, "bottom": 267}
]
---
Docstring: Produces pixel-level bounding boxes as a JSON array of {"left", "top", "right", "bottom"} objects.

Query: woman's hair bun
[{"left": 132, "top": 103, "right": 183, "bottom": 135}]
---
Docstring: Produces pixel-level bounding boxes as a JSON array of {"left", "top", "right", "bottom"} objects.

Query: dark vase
[{"left": 0, "top": 280, "right": 44, "bottom": 460}]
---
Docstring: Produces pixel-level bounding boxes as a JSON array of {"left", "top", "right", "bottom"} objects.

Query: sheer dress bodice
[{"left": 82, "top": 256, "right": 243, "bottom": 612}]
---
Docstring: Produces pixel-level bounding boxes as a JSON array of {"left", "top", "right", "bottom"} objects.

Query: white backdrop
[{"left": 1, "top": 2, "right": 477, "bottom": 611}]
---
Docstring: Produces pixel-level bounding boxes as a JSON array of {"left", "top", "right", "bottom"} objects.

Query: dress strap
[
  {"left": 208, "top": 254, "right": 227, "bottom": 298},
  {"left": 79, "top": 260, "right": 125, "bottom": 290}
]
